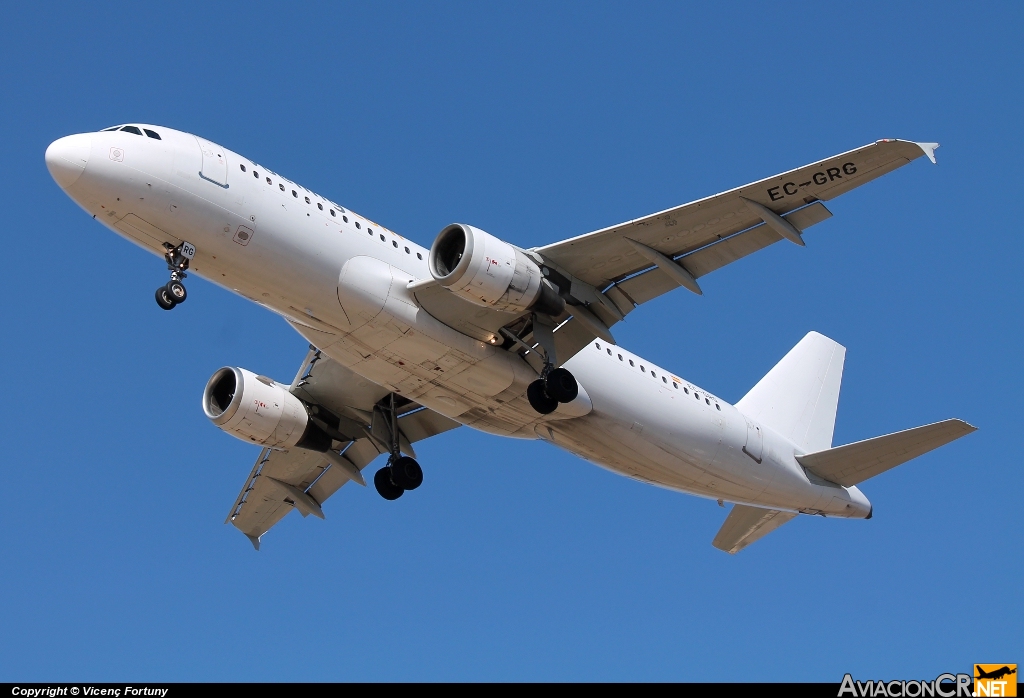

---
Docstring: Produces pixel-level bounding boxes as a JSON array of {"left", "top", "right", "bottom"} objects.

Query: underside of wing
[
  {"left": 535, "top": 139, "right": 935, "bottom": 290},
  {"left": 225, "top": 348, "right": 461, "bottom": 548},
  {"left": 394, "top": 141, "right": 936, "bottom": 378}
]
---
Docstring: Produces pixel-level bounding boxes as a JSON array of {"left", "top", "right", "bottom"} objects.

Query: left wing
[
  {"left": 527, "top": 140, "right": 937, "bottom": 360},
  {"left": 412, "top": 140, "right": 938, "bottom": 372},
  {"left": 225, "top": 348, "right": 460, "bottom": 549}
]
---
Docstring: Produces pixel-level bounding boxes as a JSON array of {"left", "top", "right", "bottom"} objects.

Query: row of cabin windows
[
  {"left": 594, "top": 342, "right": 721, "bottom": 410},
  {"left": 238, "top": 163, "right": 424, "bottom": 260},
  {"left": 102, "top": 125, "right": 161, "bottom": 140}
]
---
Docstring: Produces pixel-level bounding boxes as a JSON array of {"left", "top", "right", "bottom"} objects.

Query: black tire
[
  {"left": 527, "top": 379, "right": 558, "bottom": 414},
  {"left": 391, "top": 456, "right": 423, "bottom": 490},
  {"left": 545, "top": 367, "right": 579, "bottom": 403},
  {"left": 374, "top": 467, "right": 404, "bottom": 500},
  {"left": 165, "top": 279, "right": 187, "bottom": 303},
  {"left": 155, "top": 287, "right": 177, "bottom": 310}
]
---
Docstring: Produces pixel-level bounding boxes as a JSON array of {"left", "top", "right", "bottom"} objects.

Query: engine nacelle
[
  {"left": 202, "top": 367, "right": 330, "bottom": 451},
  {"left": 429, "top": 223, "right": 564, "bottom": 315}
]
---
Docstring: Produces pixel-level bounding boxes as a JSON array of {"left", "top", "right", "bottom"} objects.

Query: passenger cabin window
[
  {"left": 673, "top": 383, "right": 679, "bottom": 389},
  {"left": 404, "top": 246, "right": 410, "bottom": 253},
  {"left": 355, "top": 222, "right": 361, "bottom": 229},
  {"left": 618, "top": 354, "right": 623, "bottom": 360},
  {"left": 629, "top": 360, "right": 634, "bottom": 367},
  {"left": 119, "top": 126, "right": 143, "bottom": 136},
  {"left": 143, "top": 129, "right": 161, "bottom": 140},
  {"left": 392, "top": 241, "right": 398, "bottom": 248},
  {"left": 380, "top": 234, "right": 385, "bottom": 242},
  {"left": 254, "top": 171, "right": 259, "bottom": 178},
  {"left": 416, "top": 253, "right": 423, "bottom": 260},
  {"left": 595, "top": 343, "right": 601, "bottom": 350},
  {"left": 304, "top": 196, "right": 310, "bottom": 204},
  {"left": 279, "top": 184, "right": 285, "bottom": 191},
  {"left": 716, "top": 404, "right": 721, "bottom": 410},
  {"left": 330, "top": 209, "right": 336, "bottom": 217},
  {"left": 318, "top": 203, "right": 323, "bottom": 210},
  {"left": 606, "top": 349, "right": 612, "bottom": 355},
  {"left": 240, "top": 164, "right": 247, "bottom": 172},
  {"left": 266, "top": 177, "right": 272, "bottom": 185},
  {"left": 292, "top": 190, "right": 298, "bottom": 198},
  {"left": 343, "top": 216, "right": 349, "bottom": 222},
  {"left": 662, "top": 376, "right": 667, "bottom": 383}
]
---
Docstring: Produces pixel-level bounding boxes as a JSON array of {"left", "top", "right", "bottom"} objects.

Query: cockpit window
[
  {"left": 119, "top": 126, "right": 143, "bottom": 136},
  {"left": 143, "top": 129, "right": 161, "bottom": 140},
  {"left": 101, "top": 126, "right": 121, "bottom": 132}
]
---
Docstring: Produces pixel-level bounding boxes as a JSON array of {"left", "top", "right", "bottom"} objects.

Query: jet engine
[
  {"left": 428, "top": 223, "right": 564, "bottom": 316},
  {"left": 202, "top": 367, "right": 330, "bottom": 450}
]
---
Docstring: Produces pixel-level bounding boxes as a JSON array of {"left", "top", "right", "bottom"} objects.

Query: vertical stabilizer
[{"left": 736, "top": 332, "right": 845, "bottom": 452}]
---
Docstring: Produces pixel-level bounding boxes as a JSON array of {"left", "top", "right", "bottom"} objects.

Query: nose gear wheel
[{"left": 154, "top": 242, "right": 192, "bottom": 310}]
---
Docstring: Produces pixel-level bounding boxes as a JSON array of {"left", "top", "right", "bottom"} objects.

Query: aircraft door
[
  {"left": 743, "top": 419, "right": 763, "bottom": 463},
  {"left": 195, "top": 136, "right": 228, "bottom": 187}
]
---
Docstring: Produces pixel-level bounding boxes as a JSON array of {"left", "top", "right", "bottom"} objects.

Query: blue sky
[{"left": 1, "top": 1, "right": 1020, "bottom": 682}]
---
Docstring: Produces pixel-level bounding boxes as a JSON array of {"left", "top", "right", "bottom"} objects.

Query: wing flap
[
  {"left": 796, "top": 419, "right": 976, "bottom": 487},
  {"left": 615, "top": 201, "right": 833, "bottom": 307},
  {"left": 712, "top": 504, "right": 797, "bottom": 554}
]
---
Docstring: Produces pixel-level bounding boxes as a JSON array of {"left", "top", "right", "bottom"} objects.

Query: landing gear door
[
  {"left": 195, "top": 136, "right": 228, "bottom": 187},
  {"left": 743, "top": 419, "right": 763, "bottom": 463}
]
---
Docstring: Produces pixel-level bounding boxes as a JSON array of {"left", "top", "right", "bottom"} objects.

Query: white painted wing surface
[
  {"left": 712, "top": 504, "right": 798, "bottom": 554},
  {"left": 225, "top": 351, "right": 461, "bottom": 549},
  {"left": 795, "top": 419, "right": 976, "bottom": 487},
  {"left": 535, "top": 139, "right": 936, "bottom": 293}
]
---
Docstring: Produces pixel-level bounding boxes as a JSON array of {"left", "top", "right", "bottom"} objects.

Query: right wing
[
  {"left": 225, "top": 348, "right": 461, "bottom": 549},
  {"left": 712, "top": 504, "right": 797, "bottom": 554}
]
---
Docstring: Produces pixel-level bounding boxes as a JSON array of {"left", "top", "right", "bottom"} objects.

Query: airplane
[{"left": 44, "top": 124, "right": 976, "bottom": 552}]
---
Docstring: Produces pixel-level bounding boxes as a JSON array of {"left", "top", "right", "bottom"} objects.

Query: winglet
[
  {"left": 246, "top": 534, "right": 261, "bottom": 551},
  {"left": 916, "top": 142, "right": 939, "bottom": 164}
]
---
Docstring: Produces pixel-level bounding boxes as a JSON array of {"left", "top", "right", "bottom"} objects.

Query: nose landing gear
[{"left": 155, "top": 241, "right": 195, "bottom": 310}]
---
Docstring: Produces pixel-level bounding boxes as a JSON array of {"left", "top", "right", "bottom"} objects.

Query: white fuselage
[{"left": 48, "top": 125, "right": 871, "bottom": 519}]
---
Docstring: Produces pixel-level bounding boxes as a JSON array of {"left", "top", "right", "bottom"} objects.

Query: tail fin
[{"left": 736, "top": 332, "right": 845, "bottom": 452}]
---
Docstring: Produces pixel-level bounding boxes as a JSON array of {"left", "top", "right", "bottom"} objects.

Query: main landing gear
[
  {"left": 527, "top": 367, "right": 579, "bottom": 415},
  {"left": 155, "top": 241, "right": 195, "bottom": 310},
  {"left": 372, "top": 395, "right": 424, "bottom": 501},
  {"left": 523, "top": 312, "right": 579, "bottom": 415}
]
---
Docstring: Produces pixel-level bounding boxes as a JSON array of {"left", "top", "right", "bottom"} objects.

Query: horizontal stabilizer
[
  {"left": 796, "top": 419, "right": 976, "bottom": 487},
  {"left": 712, "top": 504, "right": 797, "bottom": 554}
]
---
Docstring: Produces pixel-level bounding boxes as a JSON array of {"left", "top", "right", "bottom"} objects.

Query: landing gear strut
[
  {"left": 155, "top": 241, "right": 194, "bottom": 310},
  {"left": 373, "top": 394, "right": 424, "bottom": 501},
  {"left": 525, "top": 312, "right": 579, "bottom": 415}
]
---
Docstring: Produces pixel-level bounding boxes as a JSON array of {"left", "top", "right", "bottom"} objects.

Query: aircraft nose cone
[{"left": 45, "top": 134, "right": 92, "bottom": 189}]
